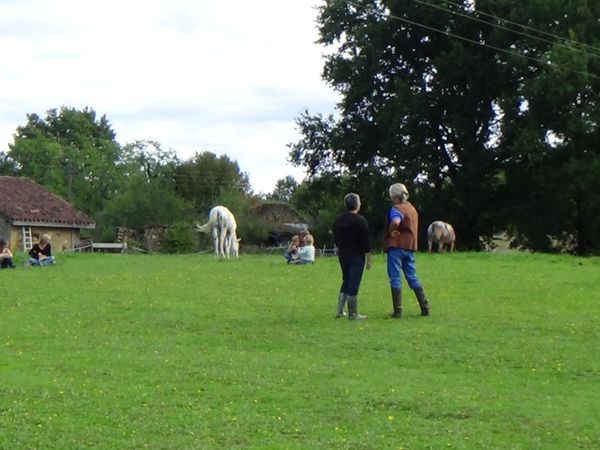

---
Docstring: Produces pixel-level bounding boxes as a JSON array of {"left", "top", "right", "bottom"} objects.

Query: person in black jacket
[
  {"left": 332, "top": 193, "right": 372, "bottom": 320},
  {"left": 28, "top": 235, "right": 56, "bottom": 266}
]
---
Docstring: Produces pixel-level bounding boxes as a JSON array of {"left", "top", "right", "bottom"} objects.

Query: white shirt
[{"left": 297, "top": 245, "right": 315, "bottom": 262}]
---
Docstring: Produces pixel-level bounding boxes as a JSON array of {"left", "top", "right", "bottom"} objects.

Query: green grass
[{"left": 1, "top": 252, "right": 599, "bottom": 449}]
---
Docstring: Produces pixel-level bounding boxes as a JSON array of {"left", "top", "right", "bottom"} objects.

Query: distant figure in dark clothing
[
  {"left": 28, "top": 235, "right": 56, "bottom": 266},
  {"left": 0, "top": 239, "right": 16, "bottom": 269},
  {"left": 333, "top": 193, "right": 372, "bottom": 320}
]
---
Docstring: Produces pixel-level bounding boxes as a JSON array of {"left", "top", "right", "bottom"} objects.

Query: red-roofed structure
[{"left": 0, "top": 176, "right": 95, "bottom": 252}]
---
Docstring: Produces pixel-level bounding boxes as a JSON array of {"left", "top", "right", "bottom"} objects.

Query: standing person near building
[
  {"left": 333, "top": 193, "right": 372, "bottom": 320},
  {"left": 383, "top": 183, "right": 430, "bottom": 318}
]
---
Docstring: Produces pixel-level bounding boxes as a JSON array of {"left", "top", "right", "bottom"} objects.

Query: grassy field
[{"left": 1, "top": 251, "right": 599, "bottom": 449}]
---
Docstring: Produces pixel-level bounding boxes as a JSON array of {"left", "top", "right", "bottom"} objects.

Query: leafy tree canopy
[
  {"left": 290, "top": 0, "right": 600, "bottom": 253},
  {"left": 175, "top": 151, "right": 252, "bottom": 213},
  {"left": 3, "top": 106, "right": 121, "bottom": 215},
  {"left": 268, "top": 176, "right": 300, "bottom": 202}
]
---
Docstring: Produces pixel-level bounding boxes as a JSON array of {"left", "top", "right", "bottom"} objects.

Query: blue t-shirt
[{"left": 388, "top": 207, "right": 404, "bottom": 224}]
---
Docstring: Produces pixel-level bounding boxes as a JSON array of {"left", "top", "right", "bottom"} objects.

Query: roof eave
[{"left": 12, "top": 220, "right": 96, "bottom": 229}]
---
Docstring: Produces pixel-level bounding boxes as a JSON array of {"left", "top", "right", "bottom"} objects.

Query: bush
[{"left": 163, "top": 221, "right": 199, "bottom": 253}]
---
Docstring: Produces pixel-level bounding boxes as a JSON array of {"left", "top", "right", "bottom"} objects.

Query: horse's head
[{"left": 231, "top": 238, "right": 241, "bottom": 257}]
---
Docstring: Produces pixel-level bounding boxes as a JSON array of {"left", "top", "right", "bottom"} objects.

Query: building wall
[{"left": 9, "top": 227, "right": 82, "bottom": 253}]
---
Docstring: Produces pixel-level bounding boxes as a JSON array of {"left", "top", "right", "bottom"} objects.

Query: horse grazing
[
  {"left": 427, "top": 221, "right": 456, "bottom": 252},
  {"left": 196, "top": 206, "right": 240, "bottom": 258}
]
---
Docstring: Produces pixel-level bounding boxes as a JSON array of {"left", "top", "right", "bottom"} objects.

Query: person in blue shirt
[{"left": 383, "top": 183, "right": 430, "bottom": 318}]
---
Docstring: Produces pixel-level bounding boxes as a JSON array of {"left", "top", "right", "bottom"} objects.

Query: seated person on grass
[
  {"left": 27, "top": 235, "right": 56, "bottom": 266},
  {"left": 293, "top": 234, "right": 315, "bottom": 265},
  {"left": 285, "top": 235, "right": 300, "bottom": 263},
  {"left": 0, "top": 239, "right": 16, "bottom": 269}
]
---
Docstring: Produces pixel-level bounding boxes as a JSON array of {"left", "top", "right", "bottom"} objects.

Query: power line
[
  {"left": 343, "top": 0, "right": 599, "bottom": 80},
  {"left": 436, "top": 0, "right": 600, "bottom": 56},
  {"left": 411, "top": 0, "right": 600, "bottom": 59}
]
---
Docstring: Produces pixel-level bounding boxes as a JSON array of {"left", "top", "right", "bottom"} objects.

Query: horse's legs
[
  {"left": 212, "top": 228, "right": 219, "bottom": 257},
  {"left": 219, "top": 228, "right": 226, "bottom": 258},
  {"left": 223, "top": 230, "right": 231, "bottom": 258}
]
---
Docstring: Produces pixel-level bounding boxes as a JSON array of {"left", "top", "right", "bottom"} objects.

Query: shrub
[{"left": 163, "top": 221, "right": 199, "bottom": 253}]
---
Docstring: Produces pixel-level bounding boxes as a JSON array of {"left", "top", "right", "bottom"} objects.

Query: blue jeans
[
  {"left": 338, "top": 256, "right": 365, "bottom": 296},
  {"left": 28, "top": 256, "right": 56, "bottom": 266},
  {"left": 387, "top": 248, "right": 421, "bottom": 290}
]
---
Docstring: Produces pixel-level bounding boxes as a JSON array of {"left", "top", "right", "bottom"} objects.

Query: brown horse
[{"left": 427, "top": 221, "right": 456, "bottom": 252}]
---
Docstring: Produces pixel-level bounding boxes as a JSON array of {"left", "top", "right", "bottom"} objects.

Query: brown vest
[{"left": 383, "top": 202, "right": 419, "bottom": 252}]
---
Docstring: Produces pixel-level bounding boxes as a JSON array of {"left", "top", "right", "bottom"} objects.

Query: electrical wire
[
  {"left": 343, "top": 0, "right": 600, "bottom": 80},
  {"left": 436, "top": 0, "right": 600, "bottom": 56},
  {"left": 411, "top": 0, "right": 600, "bottom": 59}
]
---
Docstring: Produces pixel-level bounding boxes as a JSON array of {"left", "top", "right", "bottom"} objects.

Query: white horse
[
  {"left": 427, "top": 221, "right": 456, "bottom": 252},
  {"left": 196, "top": 206, "right": 240, "bottom": 258}
]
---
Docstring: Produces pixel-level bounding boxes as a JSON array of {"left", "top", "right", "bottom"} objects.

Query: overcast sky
[{"left": 0, "top": 0, "right": 339, "bottom": 193}]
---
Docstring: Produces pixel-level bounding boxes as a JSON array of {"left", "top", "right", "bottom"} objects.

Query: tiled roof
[{"left": 0, "top": 176, "right": 95, "bottom": 227}]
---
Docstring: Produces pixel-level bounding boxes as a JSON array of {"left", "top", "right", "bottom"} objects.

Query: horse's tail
[{"left": 196, "top": 221, "right": 211, "bottom": 233}]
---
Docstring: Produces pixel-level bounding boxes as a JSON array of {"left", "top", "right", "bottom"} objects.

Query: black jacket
[
  {"left": 28, "top": 243, "right": 52, "bottom": 260},
  {"left": 333, "top": 212, "right": 371, "bottom": 259}
]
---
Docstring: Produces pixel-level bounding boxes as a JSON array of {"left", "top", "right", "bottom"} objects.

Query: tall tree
[
  {"left": 268, "top": 176, "right": 299, "bottom": 202},
  {"left": 174, "top": 151, "right": 252, "bottom": 213},
  {"left": 290, "top": 0, "right": 600, "bottom": 252},
  {"left": 4, "top": 106, "right": 122, "bottom": 215},
  {"left": 119, "top": 140, "right": 179, "bottom": 182},
  {"left": 94, "top": 140, "right": 192, "bottom": 240}
]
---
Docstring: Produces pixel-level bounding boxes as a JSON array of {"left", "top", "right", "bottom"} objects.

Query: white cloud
[{"left": 0, "top": 0, "right": 338, "bottom": 193}]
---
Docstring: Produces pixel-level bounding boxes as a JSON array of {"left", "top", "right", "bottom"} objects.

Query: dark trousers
[
  {"left": 338, "top": 255, "right": 365, "bottom": 296},
  {"left": 0, "top": 258, "right": 15, "bottom": 269}
]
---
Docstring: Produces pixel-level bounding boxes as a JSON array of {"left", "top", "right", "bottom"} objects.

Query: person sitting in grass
[
  {"left": 0, "top": 239, "right": 16, "bottom": 269},
  {"left": 27, "top": 235, "right": 56, "bottom": 266},
  {"left": 293, "top": 233, "right": 316, "bottom": 265},
  {"left": 284, "top": 235, "right": 300, "bottom": 263}
]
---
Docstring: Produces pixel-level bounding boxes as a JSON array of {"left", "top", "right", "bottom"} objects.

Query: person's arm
[
  {"left": 388, "top": 208, "right": 404, "bottom": 236},
  {"left": 359, "top": 216, "right": 372, "bottom": 270},
  {"left": 28, "top": 245, "right": 38, "bottom": 257},
  {"left": 365, "top": 252, "right": 372, "bottom": 270}
]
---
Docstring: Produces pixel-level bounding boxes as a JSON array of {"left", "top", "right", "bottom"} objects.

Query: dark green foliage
[
  {"left": 163, "top": 221, "right": 199, "bottom": 253},
  {"left": 95, "top": 176, "right": 193, "bottom": 235},
  {"left": 290, "top": 0, "right": 600, "bottom": 254},
  {"left": 119, "top": 140, "right": 179, "bottom": 182},
  {"left": 268, "top": 175, "right": 299, "bottom": 202},
  {"left": 4, "top": 107, "right": 121, "bottom": 215},
  {"left": 175, "top": 151, "right": 252, "bottom": 213},
  {"left": 289, "top": 172, "right": 393, "bottom": 248}
]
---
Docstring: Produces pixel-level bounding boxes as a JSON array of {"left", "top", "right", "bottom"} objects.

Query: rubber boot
[
  {"left": 335, "top": 292, "right": 347, "bottom": 318},
  {"left": 347, "top": 295, "right": 367, "bottom": 320},
  {"left": 414, "top": 287, "right": 430, "bottom": 316},
  {"left": 389, "top": 287, "right": 402, "bottom": 318}
]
